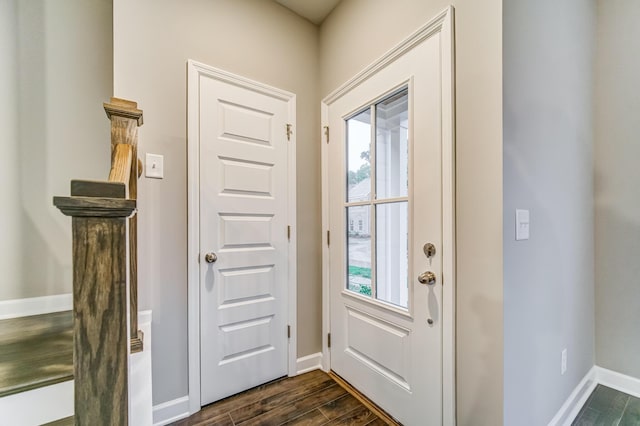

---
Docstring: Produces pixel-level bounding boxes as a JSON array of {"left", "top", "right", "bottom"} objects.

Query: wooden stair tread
[{"left": 0, "top": 311, "right": 73, "bottom": 398}]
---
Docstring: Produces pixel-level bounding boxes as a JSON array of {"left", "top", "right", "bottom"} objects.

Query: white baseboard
[
  {"left": 596, "top": 366, "right": 640, "bottom": 399},
  {"left": 0, "top": 380, "right": 74, "bottom": 426},
  {"left": 548, "top": 366, "right": 597, "bottom": 426},
  {"left": 0, "top": 294, "right": 72, "bottom": 320},
  {"left": 153, "top": 395, "right": 190, "bottom": 426},
  {"left": 296, "top": 352, "right": 323, "bottom": 375},
  {"left": 131, "top": 310, "right": 153, "bottom": 426}
]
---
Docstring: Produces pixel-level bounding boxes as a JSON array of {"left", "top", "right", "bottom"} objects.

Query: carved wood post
[
  {"left": 54, "top": 182, "right": 135, "bottom": 425},
  {"left": 104, "top": 97, "right": 144, "bottom": 352}
]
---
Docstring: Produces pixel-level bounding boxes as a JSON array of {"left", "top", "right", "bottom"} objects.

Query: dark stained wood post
[
  {"left": 54, "top": 182, "right": 135, "bottom": 426},
  {"left": 103, "top": 97, "right": 144, "bottom": 353}
]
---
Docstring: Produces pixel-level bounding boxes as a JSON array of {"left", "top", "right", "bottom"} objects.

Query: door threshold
[{"left": 328, "top": 371, "right": 402, "bottom": 426}]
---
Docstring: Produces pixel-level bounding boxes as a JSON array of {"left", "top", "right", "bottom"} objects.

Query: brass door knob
[
  {"left": 418, "top": 271, "right": 436, "bottom": 285},
  {"left": 204, "top": 252, "right": 217, "bottom": 264}
]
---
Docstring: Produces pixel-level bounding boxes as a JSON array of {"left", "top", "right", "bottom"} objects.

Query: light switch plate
[
  {"left": 145, "top": 153, "right": 164, "bottom": 179},
  {"left": 516, "top": 209, "right": 530, "bottom": 241}
]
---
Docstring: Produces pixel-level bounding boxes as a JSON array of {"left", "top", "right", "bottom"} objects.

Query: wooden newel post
[{"left": 54, "top": 182, "right": 135, "bottom": 426}]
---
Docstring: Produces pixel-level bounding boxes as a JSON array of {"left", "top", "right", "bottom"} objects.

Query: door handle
[
  {"left": 418, "top": 271, "right": 436, "bottom": 285},
  {"left": 204, "top": 252, "right": 217, "bottom": 263}
]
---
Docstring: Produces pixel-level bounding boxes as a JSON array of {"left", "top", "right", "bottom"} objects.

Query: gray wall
[
  {"left": 503, "top": 0, "right": 596, "bottom": 424},
  {"left": 320, "top": 1, "right": 504, "bottom": 424},
  {"left": 0, "top": 0, "right": 21, "bottom": 299},
  {"left": 113, "top": 0, "right": 321, "bottom": 406},
  {"left": 594, "top": 0, "right": 640, "bottom": 380},
  {"left": 0, "top": 0, "right": 112, "bottom": 301}
]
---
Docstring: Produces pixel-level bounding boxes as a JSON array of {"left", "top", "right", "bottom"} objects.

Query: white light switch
[
  {"left": 145, "top": 153, "right": 164, "bottom": 179},
  {"left": 515, "top": 209, "right": 530, "bottom": 241}
]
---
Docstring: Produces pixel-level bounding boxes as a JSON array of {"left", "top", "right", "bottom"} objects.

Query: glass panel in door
[
  {"left": 376, "top": 91, "right": 409, "bottom": 200},
  {"left": 376, "top": 201, "right": 408, "bottom": 307},
  {"left": 344, "top": 88, "right": 409, "bottom": 308}
]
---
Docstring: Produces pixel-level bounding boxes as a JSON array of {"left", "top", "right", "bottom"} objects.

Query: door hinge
[
  {"left": 327, "top": 333, "right": 331, "bottom": 348},
  {"left": 323, "top": 126, "right": 329, "bottom": 143},
  {"left": 286, "top": 124, "right": 293, "bottom": 141},
  {"left": 326, "top": 230, "right": 330, "bottom": 247},
  {"left": 287, "top": 225, "right": 291, "bottom": 241},
  {"left": 287, "top": 325, "right": 291, "bottom": 339}
]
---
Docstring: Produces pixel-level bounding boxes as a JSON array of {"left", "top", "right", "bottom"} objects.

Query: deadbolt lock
[{"left": 423, "top": 243, "right": 436, "bottom": 258}]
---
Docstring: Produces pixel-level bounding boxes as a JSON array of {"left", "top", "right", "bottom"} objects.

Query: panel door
[
  {"left": 327, "top": 30, "right": 445, "bottom": 425},
  {"left": 198, "top": 74, "right": 291, "bottom": 405}
]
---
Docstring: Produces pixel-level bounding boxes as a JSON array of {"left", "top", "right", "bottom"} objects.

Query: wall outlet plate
[
  {"left": 515, "top": 209, "right": 530, "bottom": 240},
  {"left": 145, "top": 153, "right": 164, "bottom": 179}
]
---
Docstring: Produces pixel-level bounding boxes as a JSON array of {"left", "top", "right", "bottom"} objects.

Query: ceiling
[{"left": 274, "top": 0, "right": 342, "bottom": 25}]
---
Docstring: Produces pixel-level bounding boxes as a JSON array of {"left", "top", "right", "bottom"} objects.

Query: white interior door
[
  {"left": 196, "top": 68, "right": 295, "bottom": 405},
  {"left": 324, "top": 12, "right": 454, "bottom": 425}
]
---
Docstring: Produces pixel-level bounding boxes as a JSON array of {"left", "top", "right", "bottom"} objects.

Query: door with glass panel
[{"left": 326, "top": 27, "right": 446, "bottom": 425}]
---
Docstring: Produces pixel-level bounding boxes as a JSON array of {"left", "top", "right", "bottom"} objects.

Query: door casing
[
  {"left": 320, "top": 6, "right": 456, "bottom": 424},
  {"left": 186, "top": 60, "right": 298, "bottom": 415}
]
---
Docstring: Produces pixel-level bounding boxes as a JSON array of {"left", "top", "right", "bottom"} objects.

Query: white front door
[
  {"left": 195, "top": 65, "right": 295, "bottom": 405},
  {"left": 324, "top": 11, "right": 454, "bottom": 425}
]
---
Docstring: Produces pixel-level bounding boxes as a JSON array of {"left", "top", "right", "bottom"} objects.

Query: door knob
[
  {"left": 418, "top": 271, "right": 436, "bottom": 285},
  {"left": 204, "top": 252, "right": 217, "bottom": 263}
]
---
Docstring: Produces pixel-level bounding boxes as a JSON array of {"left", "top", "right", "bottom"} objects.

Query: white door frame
[
  {"left": 320, "top": 7, "right": 456, "bottom": 424},
  {"left": 186, "top": 60, "right": 298, "bottom": 415}
]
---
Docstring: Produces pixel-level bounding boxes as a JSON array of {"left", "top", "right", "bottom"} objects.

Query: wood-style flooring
[
  {"left": 0, "top": 311, "right": 73, "bottom": 397},
  {"left": 173, "top": 370, "right": 390, "bottom": 426}
]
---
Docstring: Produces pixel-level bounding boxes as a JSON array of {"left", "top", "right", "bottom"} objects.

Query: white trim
[
  {"left": 138, "top": 310, "right": 152, "bottom": 326},
  {"left": 152, "top": 396, "right": 190, "bottom": 426},
  {"left": 439, "top": 8, "right": 457, "bottom": 425},
  {"left": 596, "top": 366, "right": 640, "bottom": 399},
  {"left": 130, "top": 310, "right": 153, "bottom": 426},
  {"left": 320, "top": 105, "right": 331, "bottom": 373},
  {"left": 286, "top": 84, "right": 298, "bottom": 378},
  {"left": 321, "top": 6, "right": 456, "bottom": 425},
  {"left": 186, "top": 60, "right": 298, "bottom": 415},
  {"left": 296, "top": 352, "right": 323, "bottom": 375},
  {"left": 187, "top": 59, "right": 202, "bottom": 416},
  {"left": 0, "top": 380, "right": 74, "bottom": 426},
  {"left": 0, "top": 294, "right": 72, "bottom": 320},
  {"left": 547, "top": 367, "right": 597, "bottom": 426}
]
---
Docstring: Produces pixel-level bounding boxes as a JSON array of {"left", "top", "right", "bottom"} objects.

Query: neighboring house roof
[{"left": 348, "top": 178, "right": 370, "bottom": 202}]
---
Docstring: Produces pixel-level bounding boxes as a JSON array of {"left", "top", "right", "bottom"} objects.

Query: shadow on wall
[
  {"left": 0, "top": 0, "right": 113, "bottom": 301},
  {"left": 464, "top": 293, "right": 502, "bottom": 420},
  {"left": 594, "top": 179, "right": 640, "bottom": 380}
]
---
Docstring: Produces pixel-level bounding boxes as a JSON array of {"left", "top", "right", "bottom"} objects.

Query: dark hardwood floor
[{"left": 173, "top": 370, "right": 389, "bottom": 426}]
